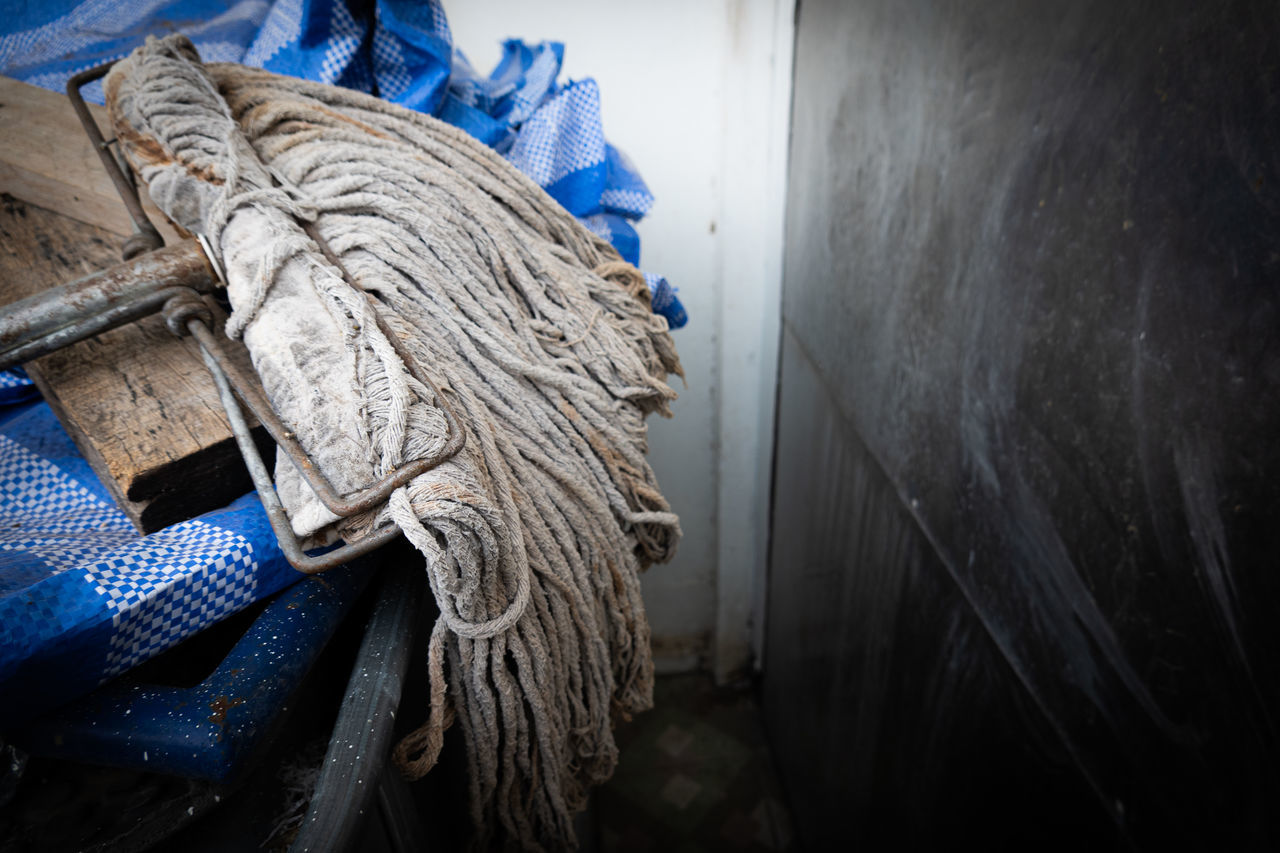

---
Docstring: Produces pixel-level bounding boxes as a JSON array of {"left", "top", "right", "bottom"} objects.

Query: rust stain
[
  {"left": 106, "top": 72, "right": 224, "bottom": 186},
  {"left": 309, "top": 103, "right": 394, "bottom": 141},
  {"left": 557, "top": 400, "right": 581, "bottom": 422},
  {"left": 207, "top": 694, "right": 245, "bottom": 728},
  {"left": 115, "top": 117, "right": 225, "bottom": 186}
]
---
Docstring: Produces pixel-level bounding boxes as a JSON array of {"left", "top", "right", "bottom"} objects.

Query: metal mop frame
[{"left": 0, "top": 59, "right": 467, "bottom": 573}]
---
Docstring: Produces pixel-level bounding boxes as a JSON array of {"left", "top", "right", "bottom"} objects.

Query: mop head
[{"left": 105, "top": 34, "right": 682, "bottom": 850}]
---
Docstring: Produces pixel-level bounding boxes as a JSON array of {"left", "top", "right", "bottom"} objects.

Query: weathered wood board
[
  {"left": 0, "top": 75, "right": 182, "bottom": 244},
  {"left": 0, "top": 76, "right": 268, "bottom": 532},
  {"left": 0, "top": 73, "right": 270, "bottom": 527},
  {"left": 0, "top": 199, "right": 267, "bottom": 532}
]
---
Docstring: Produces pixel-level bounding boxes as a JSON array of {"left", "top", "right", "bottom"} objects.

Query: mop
[{"left": 104, "top": 34, "right": 682, "bottom": 849}]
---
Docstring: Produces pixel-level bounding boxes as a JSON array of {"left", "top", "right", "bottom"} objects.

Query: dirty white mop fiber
[{"left": 105, "top": 34, "right": 681, "bottom": 850}]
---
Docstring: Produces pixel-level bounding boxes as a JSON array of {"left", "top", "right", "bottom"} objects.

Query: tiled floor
[
  {"left": 0, "top": 668, "right": 795, "bottom": 853},
  {"left": 593, "top": 674, "right": 796, "bottom": 853}
]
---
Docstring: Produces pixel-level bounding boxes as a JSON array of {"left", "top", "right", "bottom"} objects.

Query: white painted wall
[{"left": 447, "top": 0, "right": 793, "bottom": 678}]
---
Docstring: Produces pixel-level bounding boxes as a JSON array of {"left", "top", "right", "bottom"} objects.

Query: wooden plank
[
  {"left": 0, "top": 74, "right": 268, "bottom": 532},
  {"left": 0, "top": 197, "right": 266, "bottom": 532},
  {"left": 0, "top": 75, "right": 182, "bottom": 243}
]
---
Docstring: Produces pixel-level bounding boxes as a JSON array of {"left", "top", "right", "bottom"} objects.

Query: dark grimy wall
[{"left": 764, "top": 1, "right": 1280, "bottom": 848}]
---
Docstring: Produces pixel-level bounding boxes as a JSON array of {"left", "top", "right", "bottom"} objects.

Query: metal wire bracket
[{"left": 50, "top": 60, "right": 468, "bottom": 572}]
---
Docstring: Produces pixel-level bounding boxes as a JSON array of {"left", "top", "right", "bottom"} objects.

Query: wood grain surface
[
  {"left": 0, "top": 197, "right": 264, "bottom": 532},
  {"left": 0, "top": 74, "right": 271, "bottom": 532},
  {"left": 0, "top": 75, "right": 182, "bottom": 243}
]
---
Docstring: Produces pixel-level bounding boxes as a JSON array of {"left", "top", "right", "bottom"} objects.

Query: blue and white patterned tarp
[
  {"left": 0, "top": 400, "right": 296, "bottom": 730},
  {"left": 0, "top": 366, "right": 37, "bottom": 407},
  {"left": 0, "top": 0, "right": 686, "bottom": 328}
]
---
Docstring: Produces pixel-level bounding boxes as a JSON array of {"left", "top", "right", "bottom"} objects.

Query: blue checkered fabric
[
  {"left": 0, "top": 401, "right": 296, "bottom": 730},
  {"left": 0, "top": 0, "right": 687, "bottom": 329},
  {"left": 0, "top": 368, "right": 36, "bottom": 406},
  {"left": 644, "top": 273, "right": 687, "bottom": 331}
]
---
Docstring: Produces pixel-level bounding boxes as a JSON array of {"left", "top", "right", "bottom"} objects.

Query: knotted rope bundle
[{"left": 105, "top": 35, "right": 681, "bottom": 849}]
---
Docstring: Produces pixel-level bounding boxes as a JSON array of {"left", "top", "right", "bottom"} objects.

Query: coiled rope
[{"left": 106, "top": 35, "right": 681, "bottom": 850}]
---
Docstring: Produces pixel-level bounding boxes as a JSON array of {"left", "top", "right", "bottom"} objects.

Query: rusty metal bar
[
  {"left": 66, "top": 61, "right": 165, "bottom": 259},
  {"left": 0, "top": 240, "right": 214, "bottom": 370}
]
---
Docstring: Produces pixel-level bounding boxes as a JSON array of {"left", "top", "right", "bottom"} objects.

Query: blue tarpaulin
[
  {"left": 0, "top": 400, "right": 297, "bottom": 731},
  {"left": 0, "top": 0, "right": 685, "bottom": 327}
]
